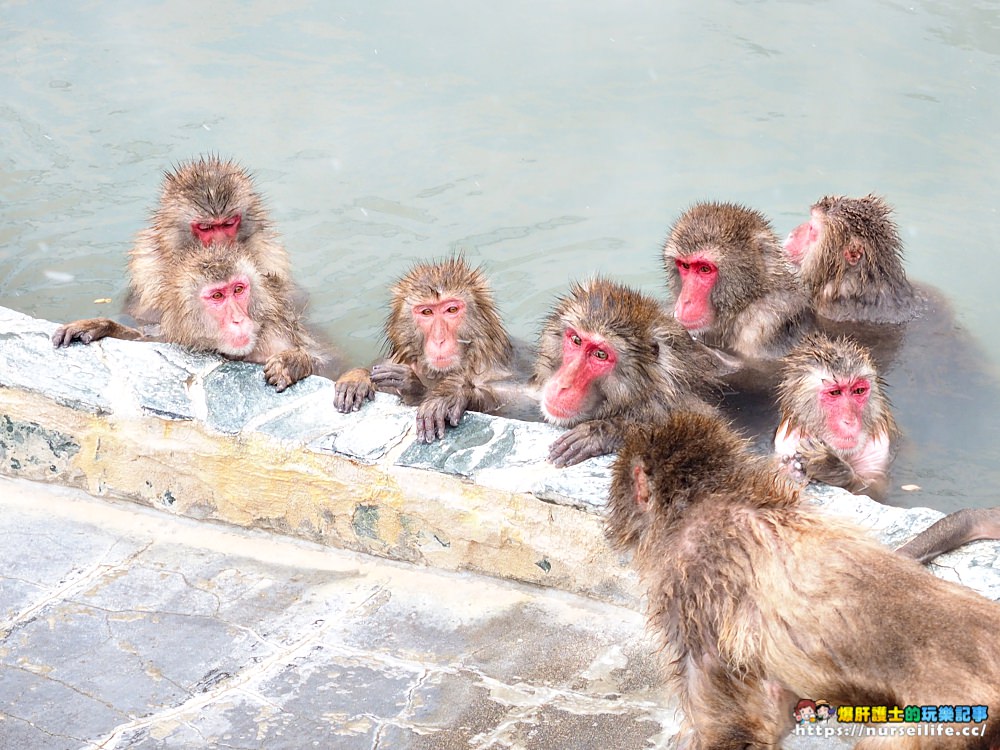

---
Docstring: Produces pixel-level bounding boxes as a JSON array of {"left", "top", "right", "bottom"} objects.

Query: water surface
[{"left": 2, "top": 1, "right": 1000, "bottom": 512}]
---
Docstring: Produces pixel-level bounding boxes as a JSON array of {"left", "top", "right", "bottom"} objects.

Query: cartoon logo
[{"left": 794, "top": 699, "right": 817, "bottom": 724}]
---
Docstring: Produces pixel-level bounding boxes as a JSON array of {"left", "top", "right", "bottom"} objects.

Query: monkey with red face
[
  {"left": 52, "top": 156, "right": 331, "bottom": 391},
  {"left": 334, "top": 257, "right": 533, "bottom": 442},
  {"left": 775, "top": 333, "right": 1000, "bottom": 562},
  {"left": 663, "top": 201, "right": 813, "bottom": 367},
  {"left": 774, "top": 333, "right": 896, "bottom": 501},
  {"left": 783, "top": 193, "right": 919, "bottom": 324},
  {"left": 534, "top": 278, "right": 719, "bottom": 466}
]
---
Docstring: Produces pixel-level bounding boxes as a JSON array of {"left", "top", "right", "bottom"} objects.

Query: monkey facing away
[
  {"left": 334, "top": 257, "right": 534, "bottom": 443},
  {"left": 784, "top": 193, "right": 919, "bottom": 324},
  {"left": 606, "top": 412, "right": 1000, "bottom": 749},
  {"left": 51, "top": 156, "right": 330, "bottom": 391},
  {"left": 533, "top": 278, "right": 719, "bottom": 467},
  {"left": 663, "top": 201, "right": 813, "bottom": 366}
]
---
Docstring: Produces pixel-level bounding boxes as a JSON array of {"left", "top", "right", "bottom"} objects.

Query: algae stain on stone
[
  {"left": 0, "top": 414, "right": 80, "bottom": 477},
  {"left": 352, "top": 504, "right": 380, "bottom": 540}
]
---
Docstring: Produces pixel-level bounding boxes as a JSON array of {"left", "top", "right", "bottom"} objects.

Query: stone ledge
[{"left": 1, "top": 305, "right": 998, "bottom": 605}]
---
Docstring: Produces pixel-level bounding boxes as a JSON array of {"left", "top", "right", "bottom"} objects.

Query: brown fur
[
  {"left": 797, "top": 194, "right": 919, "bottom": 324},
  {"left": 51, "top": 156, "right": 329, "bottom": 392},
  {"left": 533, "top": 278, "right": 718, "bottom": 465},
  {"left": 775, "top": 333, "right": 897, "bottom": 500},
  {"left": 664, "top": 201, "right": 813, "bottom": 362},
  {"left": 386, "top": 256, "right": 512, "bottom": 378},
  {"left": 607, "top": 412, "right": 1000, "bottom": 749},
  {"left": 335, "top": 257, "right": 529, "bottom": 441}
]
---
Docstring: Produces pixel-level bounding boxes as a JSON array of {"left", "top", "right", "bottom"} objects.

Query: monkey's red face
[
  {"left": 541, "top": 328, "right": 618, "bottom": 425},
  {"left": 191, "top": 214, "right": 242, "bottom": 246},
  {"left": 784, "top": 212, "right": 822, "bottom": 266},
  {"left": 412, "top": 297, "right": 466, "bottom": 372},
  {"left": 820, "top": 377, "right": 870, "bottom": 450},
  {"left": 673, "top": 256, "right": 718, "bottom": 332},
  {"left": 201, "top": 276, "right": 257, "bottom": 356}
]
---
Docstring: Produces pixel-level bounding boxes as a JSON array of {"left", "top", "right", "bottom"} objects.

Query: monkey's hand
[
  {"left": 334, "top": 368, "right": 375, "bottom": 412},
  {"left": 371, "top": 363, "right": 426, "bottom": 403},
  {"left": 796, "top": 438, "right": 858, "bottom": 489},
  {"left": 51, "top": 318, "right": 141, "bottom": 347},
  {"left": 549, "top": 420, "right": 623, "bottom": 467},
  {"left": 415, "top": 391, "right": 468, "bottom": 443},
  {"left": 264, "top": 348, "right": 315, "bottom": 393},
  {"left": 776, "top": 452, "right": 809, "bottom": 485}
]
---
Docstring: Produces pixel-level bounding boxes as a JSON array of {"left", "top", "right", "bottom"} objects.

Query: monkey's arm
[
  {"left": 52, "top": 318, "right": 144, "bottom": 348},
  {"left": 895, "top": 507, "right": 1000, "bottom": 564},
  {"left": 370, "top": 363, "right": 427, "bottom": 405},
  {"left": 795, "top": 438, "right": 888, "bottom": 501},
  {"left": 334, "top": 368, "right": 376, "bottom": 412},
  {"left": 549, "top": 419, "right": 625, "bottom": 467}
]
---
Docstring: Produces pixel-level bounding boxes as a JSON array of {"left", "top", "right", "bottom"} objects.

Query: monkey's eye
[
  {"left": 197, "top": 223, "right": 213, "bottom": 231},
  {"left": 828, "top": 388, "right": 842, "bottom": 397},
  {"left": 570, "top": 334, "right": 582, "bottom": 346},
  {"left": 420, "top": 308, "right": 433, "bottom": 316},
  {"left": 593, "top": 349, "right": 608, "bottom": 360},
  {"left": 233, "top": 284, "right": 246, "bottom": 295},
  {"left": 222, "top": 217, "right": 238, "bottom": 227},
  {"left": 211, "top": 291, "right": 224, "bottom": 300},
  {"left": 677, "top": 261, "right": 690, "bottom": 271},
  {"left": 697, "top": 264, "right": 712, "bottom": 273},
  {"left": 853, "top": 386, "right": 868, "bottom": 396},
  {"left": 446, "top": 306, "right": 459, "bottom": 314}
]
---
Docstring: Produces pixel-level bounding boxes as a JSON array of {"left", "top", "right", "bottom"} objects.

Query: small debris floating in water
[
  {"left": 93, "top": 298, "right": 112, "bottom": 304},
  {"left": 901, "top": 484, "right": 921, "bottom": 492}
]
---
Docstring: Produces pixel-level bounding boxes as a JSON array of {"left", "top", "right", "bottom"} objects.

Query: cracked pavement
[{"left": 0, "top": 477, "right": 682, "bottom": 749}]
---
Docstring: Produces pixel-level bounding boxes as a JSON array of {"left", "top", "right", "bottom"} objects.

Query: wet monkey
[
  {"left": 334, "top": 257, "right": 533, "bottom": 442},
  {"left": 784, "top": 193, "right": 919, "bottom": 324},
  {"left": 606, "top": 412, "right": 1000, "bottom": 749},
  {"left": 52, "top": 156, "right": 331, "bottom": 391},
  {"left": 663, "top": 201, "right": 813, "bottom": 366},
  {"left": 774, "top": 333, "right": 897, "bottom": 502},
  {"left": 774, "top": 333, "right": 1000, "bottom": 561},
  {"left": 534, "top": 278, "right": 718, "bottom": 466}
]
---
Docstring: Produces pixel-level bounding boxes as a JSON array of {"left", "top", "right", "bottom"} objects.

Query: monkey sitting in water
[
  {"left": 52, "top": 156, "right": 335, "bottom": 391},
  {"left": 334, "top": 257, "right": 536, "bottom": 443},
  {"left": 606, "top": 412, "right": 1000, "bottom": 750},
  {"left": 774, "top": 332, "right": 1000, "bottom": 563}
]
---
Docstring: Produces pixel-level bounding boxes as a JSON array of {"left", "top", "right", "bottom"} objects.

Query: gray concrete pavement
[{"left": 0, "top": 476, "right": 684, "bottom": 750}]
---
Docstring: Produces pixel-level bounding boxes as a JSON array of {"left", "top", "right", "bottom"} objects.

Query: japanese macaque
[
  {"left": 663, "top": 201, "right": 813, "bottom": 366},
  {"left": 606, "top": 412, "right": 1000, "bottom": 750},
  {"left": 774, "top": 333, "right": 896, "bottom": 502},
  {"left": 774, "top": 333, "right": 1000, "bottom": 560},
  {"left": 51, "top": 156, "right": 330, "bottom": 391},
  {"left": 784, "top": 193, "right": 919, "bottom": 324},
  {"left": 334, "top": 257, "right": 533, "bottom": 443},
  {"left": 534, "top": 278, "right": 718, "bottom": 467}
]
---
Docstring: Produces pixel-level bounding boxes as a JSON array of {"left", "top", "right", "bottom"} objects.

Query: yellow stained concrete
[{"left": 0, "top": 387, "right": 638, "bottom": 607}]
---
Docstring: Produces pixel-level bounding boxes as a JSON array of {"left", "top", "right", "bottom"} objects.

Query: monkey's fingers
[
  {"left": 51, "top": 319, "right": 114, "bottom": 348},
  {"left": 549, "top": 428, "right": 597, "bottom": 468},
  {"left": 371, "top": 364, "right": 412, "bottom": 390},
  {"left": 447, "top": 398, "right": 466, "bottom": 427},
  {"left": 416, "top": 399, "right": 451, "bottom": 443},
  {"left": 265, "top": 350, "right": 314, "bottom": 392},
  {"left": 334, "top": 382, "right": 375, "bottom": 412},
  {"left": 334, "top": 369, "right": 375, "bottom": 413}
]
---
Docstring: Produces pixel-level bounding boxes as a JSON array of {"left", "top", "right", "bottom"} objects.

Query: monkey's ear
[
  {"left": 633, "top": 463, "right": 651, "bottom": 510},
  {"left": 844, "top": 239, "right": 865, "bottom": 266}
]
